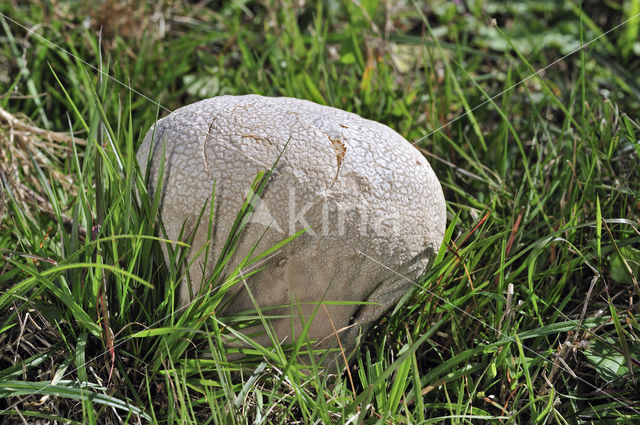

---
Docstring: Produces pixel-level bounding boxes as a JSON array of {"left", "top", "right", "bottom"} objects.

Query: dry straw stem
[{"left": 0, "top": 105, "right": 85, "bottom": 235}]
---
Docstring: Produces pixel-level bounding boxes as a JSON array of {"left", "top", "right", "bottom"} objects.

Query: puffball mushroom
[{"left": 137, "top": 95, "right": 446, "bottom": 365}]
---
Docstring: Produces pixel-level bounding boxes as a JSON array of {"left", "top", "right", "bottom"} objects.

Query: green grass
[{"left": 1, "top": 0, "right": 639, "bottom": 423}]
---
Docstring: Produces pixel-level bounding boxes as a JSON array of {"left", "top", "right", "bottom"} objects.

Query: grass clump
[{"left": 1, "top": 0, "right": 639, "bottom": 423}]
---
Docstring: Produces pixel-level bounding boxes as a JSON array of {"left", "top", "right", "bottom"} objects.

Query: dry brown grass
[{"left": 0, "top": 106, "right": 84, "bottom": 234}]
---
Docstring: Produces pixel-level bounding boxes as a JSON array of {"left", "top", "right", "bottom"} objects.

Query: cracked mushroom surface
[{"left": 137, "top": 95, "right": 446, "bottom": 364}]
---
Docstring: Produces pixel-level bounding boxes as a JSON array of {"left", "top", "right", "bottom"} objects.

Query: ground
[{"left": 0, "top": 1, "right": 639, "bottom": 423}]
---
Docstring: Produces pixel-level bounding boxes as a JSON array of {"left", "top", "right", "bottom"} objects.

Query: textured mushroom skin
[{"left": 137, "top": 95, "right": 446, "bottom": 363}]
